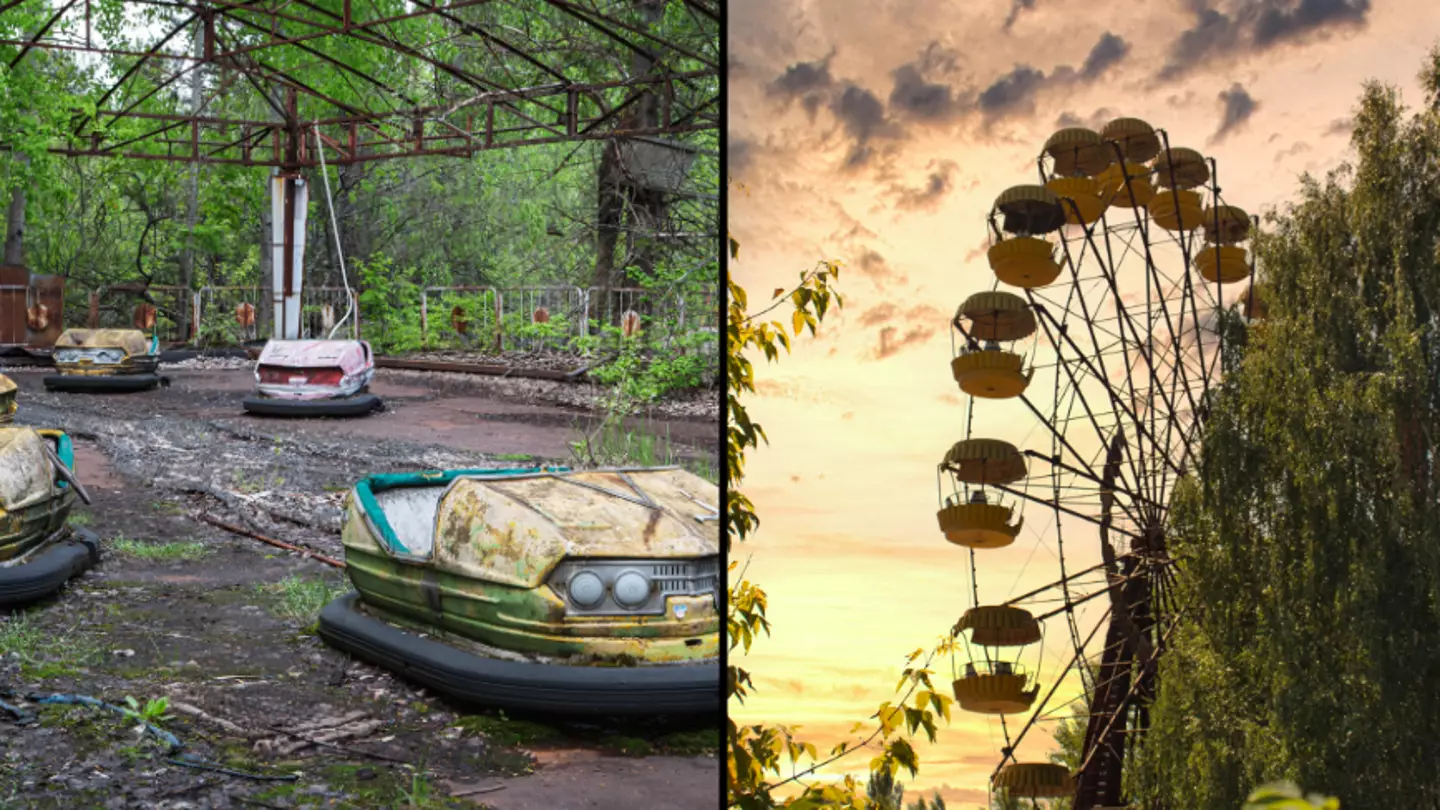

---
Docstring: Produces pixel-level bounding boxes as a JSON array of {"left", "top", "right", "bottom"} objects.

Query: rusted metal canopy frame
[{"left": 1, "top": 0, "right": 720, "bottom": 167}]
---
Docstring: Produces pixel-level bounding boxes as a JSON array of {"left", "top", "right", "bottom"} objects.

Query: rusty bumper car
[
  {"left": 0, "top": 425, "right": 99, "bottom": 607},
  {"left": 318, "top": 466, "right": 720, "bottom": 715},
  {"left": 242, "top": 339, "right": 382, "bottom": 417},
  {"left": 43, "top": 328, "right": 164, "bottom": 393}
]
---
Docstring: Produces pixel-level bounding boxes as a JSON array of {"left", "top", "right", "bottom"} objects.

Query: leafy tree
[
  {"left": 906, "top": 788, "right": 947, "bottom": 810},
  {"left": 866, "top": 769, "right": 905, "bottom": 810},
  {"left": 1135, "top": 47, "right": 1440, "bottom": 810},
  {"left": 726, "top": 204, "right": 955, "bottom": 809}
]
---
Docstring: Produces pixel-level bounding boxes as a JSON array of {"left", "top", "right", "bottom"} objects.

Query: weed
[
  {"left": 569, "top": 418, "right": 717, "bottom": 483},
  {"left": 256, "top": 575, "right": 348, "bottom": 623},
  {"left": 67, "top": 510, "right": 93, "bottom": 527},
  {"left": 454, "top": 712, "right": 562, "bottom": 746},
  {"left": 110, "top": 537, "right": 212, "bottom": 561},
  {"left": 492, "top": 453, "right": 535, "bottom": 462},
  {"left": 658, "top": 727, "right": 721, "bottom": 756},
  {"left": 0, "top": 612, "right": 98, "bottom": 679},
  {"left": 605, "top": 736, "right": 654, "bottom": 757}
]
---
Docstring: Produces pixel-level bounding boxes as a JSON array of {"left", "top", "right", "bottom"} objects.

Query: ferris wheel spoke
[
  {"left": 1030, "top": 303, "right": 1188, "bottom": 481},
  {"left": 990, "top": 605, "right": 1112, "bottom": 779}
]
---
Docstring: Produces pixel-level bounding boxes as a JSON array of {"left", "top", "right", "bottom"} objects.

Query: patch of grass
[
  {"left": 149, "top": 500, "right": 184, "bottom": 516},
  {"left": 67, "top": 510, "right": 93, "bottom": 527},
  {"left": 256, "top": 575, "right": 349, "bottom": 623},
  {"left": 255, "top": 764, "right": 481, "bottom": 809},
  {"left": 658, "top": 727, "right": 721, "bottom": 756},
  {"left": 455, "top": 712, "right": 563, "bottom": 747},
  {"left": 322, "top": 482, "right": 352, "bottom": 493},
  {"left": 604, "top": 736, "right": 654, "bottom": 757},
  {"left": 110, "top": 537, "right": 212, "bottom": 561},
  {"left": 570, "top": 420, "right": 718, "bottom": 485},
  {"left": 0, "top": 613, "right": 99, "bottom": 679},
  {"left": 492, "top": 453, "right": 535, "bottom": 462}
]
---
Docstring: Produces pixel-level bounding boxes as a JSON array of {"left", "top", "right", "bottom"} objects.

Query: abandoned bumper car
[
  {"left": 318, "top": 466, "right": 721, "bottom": 715},
  {"left": 242, "top": 339, "right": 381, "bottom": 417},
  {"left": 43, "top": 328, "right": 164, "bottom": 393},
  {"left": 0, "top": 418, "right": 98, "bottom": 607}
]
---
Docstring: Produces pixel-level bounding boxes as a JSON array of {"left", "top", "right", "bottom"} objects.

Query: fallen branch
[
  {"left": 260, "top": 722, "right": 412, "bottom": 765},
  {"left": 565, "top": 350, "right": 619, "bottom": 381},
  {"left": 169, "top": 700, "right": 256, "bottom": 739},
  {"left": 194, "top": 513, "right": 345, "bottom": 568},
  {"left": 452, "top": 784, "right": 508, "bottom": 798}
]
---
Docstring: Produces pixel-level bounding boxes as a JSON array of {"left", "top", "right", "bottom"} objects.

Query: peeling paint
[{"left": 339, "top": 468, "right": 721, "bottom": 663}]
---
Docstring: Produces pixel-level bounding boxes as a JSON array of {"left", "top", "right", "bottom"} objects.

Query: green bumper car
[
  {"left": 0, "top": 426, "right": 99, "bottom": 607},
  {"left": 319, "top": 466, "right": 720, "bottom": 715}
]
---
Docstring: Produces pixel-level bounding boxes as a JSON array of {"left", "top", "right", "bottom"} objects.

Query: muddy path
[{"left": 0, "top": 370, "right": 721, "bottom": 809}]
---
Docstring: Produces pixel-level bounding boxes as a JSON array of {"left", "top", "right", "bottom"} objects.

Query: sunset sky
[{"left": 726, "top": 0, "right": 1440, "bottom": 805}]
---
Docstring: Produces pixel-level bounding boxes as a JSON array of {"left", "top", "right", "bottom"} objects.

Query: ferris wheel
[{"left": 938, "top": 118, "right": 1261, "bottom": 809}]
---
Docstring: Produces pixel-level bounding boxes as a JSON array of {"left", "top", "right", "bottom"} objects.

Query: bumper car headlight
[
  {"left": 567, "top": 570, "right": 606, "bottom": 609},
  {"left": 612, "top": 571, "right": 652, "bottom": 609}
]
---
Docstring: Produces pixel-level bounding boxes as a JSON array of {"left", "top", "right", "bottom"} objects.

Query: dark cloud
[
  {"left": 772, "top": 56, "right": 833, "bottom": 96},
  {"left": 855, "top": 248, "right": 908, "bottom": 285},
  {"left": 963, "top": 237, "right": 991, "bottom": 266},
  {"left": 858, "top": 303, "right": 941, "bottom": 336},
  {"left": 975, "top": 33, "right": 1130, "bottom": 120},
  {"left": 1274, "top": 140, "right": 1311, "bottom": 162},
  {"left": 874, "top": 324, "right": 937, "bottom": 359},
  {"left": 1252, "top": 0, "right": 1370, "bottom": 47},
  {"left": 1159, "top": 0, "right": 1371, "bottom": 81},
  {"left": 977, "top": 65, "right": 1048, "bottom": 116},
  {"left": 1212, "top": 83, "right": 1259, "bottom": 143},
  {"left": 830, "top": 84, "right": 890, "bottom": 168},
  {"left": 1002, "top": 0, "right": 1036, "bottom": 31},
  {"left": 729, "top": 138, "right": 754, "bottom": 175},
  {"left": 1081, "top": 32, "right": 1131, "bottom": 79},
  {"left": 889, "top": 64, "right": 960, "bottom": 121},
  {"left": 770, "top": 55, "right": 898, "bottom": 170},
  {"left": 1324, "top": 116, "right": 1354, "bottom": 136},
  {"left": 1054, "top": 107, "right": 1119, "bottom": 131},
  {"left": 770, "top": 55, "right": 835, "bottom": 116},
  {"left": 859, "top": 302, "right": 900, "bottom": 327},
  {"left": 888, "top": 160, "right": 959, "bottom": 211}
]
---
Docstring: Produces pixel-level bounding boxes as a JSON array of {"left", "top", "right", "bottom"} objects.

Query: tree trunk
[
  {"left": 593, "top": 142, "right": 627, "bottom": 291},
  {"left": 592, "top": 0, "right": 668, "bottom": 292},
  {"left": 4, "top": 153, "right": 28, "bottom": 267}
]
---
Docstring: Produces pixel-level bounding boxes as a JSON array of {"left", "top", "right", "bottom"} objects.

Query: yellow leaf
[{"left": 792, "top": 309, "right": 805, "bottom": 336}]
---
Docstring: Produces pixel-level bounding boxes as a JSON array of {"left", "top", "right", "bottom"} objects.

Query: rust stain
[
  {"left": 620, "top": 310, "right": 641, "bottom": 337},
  {"left": 133, "top": 303, "right": 157, "bottom": 331},
  {"left": 641, "top": 509, "right": 660, "bottom": 548},
  {"left": 26, "top": 304, "right": 49, "bottom": 331}
]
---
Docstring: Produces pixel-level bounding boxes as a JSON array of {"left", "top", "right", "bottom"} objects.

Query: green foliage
[
  {"left": 866, "top": 770, "right": 905, "bottom": 810},
  {"left": 906, "top": 790, "right": 947, "bottom": 810},
  {"left": 726, "top": 223, "right": 954, "bottom": 809},
  {"left": 1244, "top": 783, "right": 1340, "bottom": 810},
  {"left": 1137, "top": 47, "right": 1440, "bottom": 810}
]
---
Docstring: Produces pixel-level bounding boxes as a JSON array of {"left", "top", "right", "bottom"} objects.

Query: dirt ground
[{"left": 0, "top": 368, "right": 720, "bottom": 810}]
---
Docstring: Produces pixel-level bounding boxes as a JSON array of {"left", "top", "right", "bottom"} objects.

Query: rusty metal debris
[{"left": 196, "top": 513, "right": 345, "bottom": 569}]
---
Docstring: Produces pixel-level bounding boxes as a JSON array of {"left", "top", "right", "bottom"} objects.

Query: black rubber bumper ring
[
  {"left": 242, "top": 394, "right": 382, "bottom": 418},
  {"left": 318, "top": 592, "right": 720, "bottom": 716},
  {"left": 0, "top": 528, "right": 101, "bottom": 609},
  {"left": 43, "top": 374, "right": 164, "bottom": 393}
]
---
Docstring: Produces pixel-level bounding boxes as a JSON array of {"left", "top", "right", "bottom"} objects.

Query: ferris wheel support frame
[{"left": 966, "top": 127, "right": 1253, "bottom": 810}]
